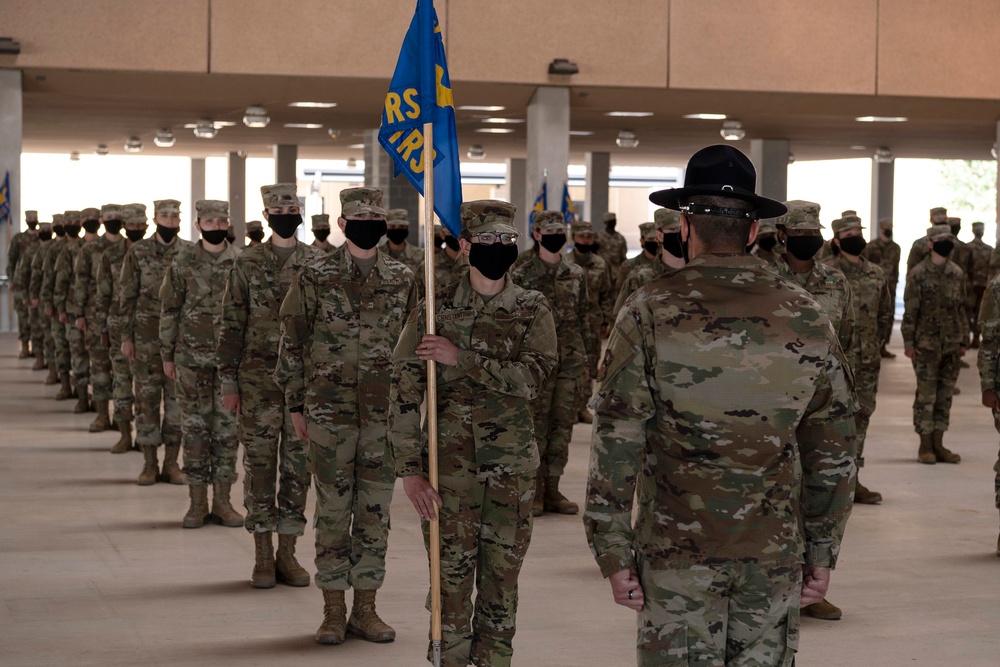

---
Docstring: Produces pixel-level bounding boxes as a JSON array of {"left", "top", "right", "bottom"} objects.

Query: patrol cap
[
  {"left": 38, "top": 221, "right": 51, "bottom": 231},
  {"left": 638, "top": 222, "right": 657, "bottom": 240},
  {"left": 533, "top": 210, "right": 566, "bottom": 233},
  {"left": 570, "top": 220, "right": 595, "bottom": 235},
  {"left": 52, "top": 213, "right": 65, "bottom": 225},
  {"left": 831, "top": 215, "right": 863, "bottom": 234},
  {"left": 840, "top": 209, "right": 857, "bottom": 218},
  {"left": 387, "top": 208, "right": 409, "bottom": 225},
  {"left": 154, "top": 199, "right": 181, "bottom": 215},
  {"left": 260, "top": 183, "right": 298, "bottom": 209},
  {"left": 757, "top": 218, "right": 778, "bottom": 235},
  {"left": 340, "top": 187, "right": 387, "bottom": 218},
  {"left": 972, "top": 221, "right": 985, "bottom": 230},
  {"left": 929, "top": 206, "right": 948, "bottom": 219},
  {"left": 654, "top": 208, "right": 681, "bottom": 232},
  {"left": 311, "top": 214, "right": 330, "bottom": 229},
  {"left": 878, "top": 217, "right": 892, "bottom": 229},
  {"left": 246, "top": 220, "right": 263, "bottom": 232},
  {"left": 947, "top": 216, "right": 961, "bottom": 225},
  {"left": 101, "top": 204, "right": 123, "bottom": 219},
  {"left": 64, "top": 211, "right": 82, "bottom": 224},
  {"left": 25, "top": 210, "right": 38, "bottom": 221},
  {"left": 777, "top": 200, "right": 822, "bottom": 231},
  {"left": 927, "top": 223, "right": 953, "bottom": 239},
  {"left": 80, "top": 207, "right": 101, "bottom": 220},
  {"left": 461, "top": 200, "right": 518, "bottom": 236},
  {"left": 195, "top": 199, "right": 230, "bottom": 219},
  {"left": 603, "top": 212, "right": 617, "bottom": 223},
  {"left": 123, "top": 203, "right": 148, "bottom": 224}
]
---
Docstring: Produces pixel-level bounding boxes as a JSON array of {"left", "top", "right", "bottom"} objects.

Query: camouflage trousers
[
  {"left": 66, "top": 320, "right": 90, "bottom": 394},
  {"left": 176, "top": 365, "right": 238, "bottom": 485},
  {"left": 884, "top": 282, "right": 898, "bottom": 346},
  {"left": 310, "top": 421, "right": 394, "bottom": 591},
  {"left": 911, "top": 345, "right": 961, "bottom": 434},
  {"left": 972, "top": 285, "right": 987, "bottom": 336},
  {"left": 13, "top": 288, "right": 30, "bottom": 341},
  {"left": 532, "top": 361, "right": 584, "bottom": 477},
  {"left": 108, "top": 329, "right": 134, "bottom": 423},
  {"left": 50, "top": 315, "right": 70, "bottom": 372},
  {"left": 84, "top": 311, "right": 112, "bottom": 401},
  {"left": 637, "top": 559, "right": 800, "bottom": 667},
  {"left": 421, "top": 472, "right": 534, "bottom": 667},
  {"left": 240, "top": 378, "right": 310, "bottom": 536},
  {"left": 131, "top": 340, "right": 182, "bottom": 447},
  {"left": 853, "top": 363, "right": 880, "bottom": 467},
  {"left": 29, "top": 304, "right": 45, "bottom": 359},
  {"left": 40, "top": 310, "right": 55, "bottom": 368},
  {"left": 992, "top": 411, "right": 1000, "bottom": 510}
]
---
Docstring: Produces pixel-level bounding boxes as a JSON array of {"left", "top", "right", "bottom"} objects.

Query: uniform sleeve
[
  {"left": 977, "top": 279, "right": 1000, "bottom": 392},
  {"left": 578, "top": 273, "right": 598, "bottom": 363},
  {"left": 158, "top": 260, "right": 184, "bottom": 363},
  {"left": 8, "top": 234, "right": 21, "bottom": 277},
  {"left": 906, "top": 242, "right": 922, "bottom": 275},
  {"left": 612, "top": 272, "right": 636, "bottom": 322},
  {"left": 217, "top": 260, "right": 250, "bottom": 396},
  {"left": 901, "top": 271, "right": 920, "bottom": 350},
  {"left": 273, "top": 268, "right": 315, "bottom": 409},
  {"left": 13, "top": 248, "right": 32, "bottom": 292},
  {"left": 40, "top": 249, "right": 58, "bottom": 309},
  {"left": 29, "top": 248, "right": 45, "bottom": 300},
  {"left": 583, "top": 299, "right": 656, "bottom": 578},
  {"left": 990, "top": 246, "right": 1000, "bottom": 281},
  {"left": 52, "top": 250, "right": 71, "bottom": 315},
  {"left": 876, "top": 271, "right": 893, "bottom": 346},
  {"left": 118, "top": 249, "right": 140, "bottom": 344},
  {"left": 598, "top": 265, "right": 614, "bottom": 329},
  {"left": 388, "top": 308, "right": 429, "bottom": 477},
  {"left": 72, "top": 248, "right": 90, "bottom": 315},
  {"left": 959, "top": 272, "right": 970, "bottom": 344},
  {"left": 837, "top": 279, "right": 856, "bottom": 366},
  {"left": 95, "top": 254, "right": 112, "bottom": 334}
]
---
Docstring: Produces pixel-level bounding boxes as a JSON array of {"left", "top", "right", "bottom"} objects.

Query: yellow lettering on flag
[
  {"left": 396, "top": 129, "right": 424, "bottom": 164},
  {"left": 403, "top": 89, "right": 421, "bottom": 119},
  {"left": 384, "top": 93, "right": 404, "bottom": 123},
  {"left": 436, "top": 65, "right": 453, "bottom": 109}
]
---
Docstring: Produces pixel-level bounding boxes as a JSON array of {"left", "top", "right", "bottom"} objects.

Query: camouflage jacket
[
  {"left": 902, "top": 257, "right": 969, "bottom": 350},
  {"left": 861, "top": 237, "right": 901, "bottom": 287},
  {"left": 73, "top": 235, "right": 112, "bottom": 315},
  {"left": 967, "top": 237, "right": 993, "bottom": 288},
  {"left": 94, "top": 239, "right": 132, "bottom": 336},
  {"left": 31, "top": 239, "right": 59, "bottom": 305},
  {"left": 616, "top": 251, "right": 659, "bottom": 288},
  {"left": 513, "top": 245, "right": 537, "bottom": 269},
  {"left": 217, "top": 239, "right": 324, "bottom": 396},
  {"left": 7, "top": 229, "right": 39, "bottom": 290},
  {"left": 951, "top": 239, "right": 972, "bottom": 280},
  {"left": 906, "top": 236, "right": 929, "bottom": 276},
  {"left": 389, "top": 275, "right": 558, "bottom": 479},
  {"left": 585, "top": 253, "right": 857, "bottom": 576},
  {"left": 613, "top": 259, "right": 669, "bottom": 321},
  {"left": 159, "top": 241, "right": 240, "bottom": 368},
  {"left": 988, "top": 244, "right": 1000, "bottom": 281},
  {"left": 52, "top": 237, "right": 84, "bottom": 317},
  {"left": 774, "top": 256, "right": 855, "bottom": 364},
  {"left": 511, "top": 253, "right": 595, "bottom": 369},
  {"left": 815, "top": 239, "right": 836, "bottom": 264},
  {"left": 13, "top": 237, "right": 44, "bottom": 295},
  {"left": 385, "top": 241, "right": 426, "bottom": 296},
  {"left": 434, "top": 247, "right": 469, "bottom": 289},
  {"left": 751, "top": 243, "right": 784, "bottom": 265},
  {"left": 274, "top": 247, "right": 416, "bottom": 443},
  {"left": 595, "top": 229, "right": 628, "bottom": 275},
  {"left": 977, "top": 275, "right": 1000, "bottom": 391},
  {"left": 824, "top": 255, "right": 892, "bottom": 371},
  {"left": 567, "top": 248, "right": 613, "bottom": 334},
  {"left": 119, "top": 236, "right": 191, "bottom": 345}
]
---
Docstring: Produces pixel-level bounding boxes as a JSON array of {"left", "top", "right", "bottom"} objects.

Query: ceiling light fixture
[
  {"left": 606, "top": 111, "right": 653, "bottom": 118},
  {"left": 856, "top": 116, "right": 908, "bottom": 123},
  {"left": 193, "top": 120, "right": 218, "bottom": 139},
  {"left": 482, "top": 118, "right": 525, "bottom": 124},
  {"left": 720, "top": 120, "right": 746, "bottom": 141},
  {"left": 467, "top": 145, "right": 486, "bottom": 160},
  {"left": 874, "top": 146, "right": 894, "bottom": 163},
  {"left": 458, "top": 105, "right": 506, "bottom": 112},
  {"left": 94, "top": 144, "right": 109, "bottom": 156},
  {"left": 69, "top": 151, "right": 80, "bottom": 161},
  {"left": 153, "top": 128, "right": 175, "bottom": 148},
  {"left": 243, "top": 106, "right": 270, "bottom": 128},
  {"left": 850, "top": 145, "right": 867, "bottom": 151},
  {"left": 548, "top": 58, "right": 579, "bottom": 75},
  {"left": 327, "top": 128, "right": 341, "bottom": 139},
  {"left": 347, "top": 143, "right": 365, "bottom": 149},
  {"left": 347, "top": 158, "right": 358, "bottom": 168},
  {"left": 475, "top": 128, "right": 515, "bottom": 134},
  {"left": 616, "top": 130, "right": 639, "bottom": 149},
  {"left": 283, "top": 123, "right": 323, "bottom": 129},
  {"left": 569, "top": 130, "right": 594, "bottom": 136},
  {"left": 288, "top": 101, "right": 338, "bottom": 108},
  {"left": 124, "top": 136, "right": 143, "bottom": 153},
  {"left": 683, "top": 113, "right": 728, "bottom": 120}
]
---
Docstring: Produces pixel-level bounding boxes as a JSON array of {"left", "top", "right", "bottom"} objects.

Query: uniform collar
[{"left": 451, "top": 274, "right": 519, "bottom": 313}]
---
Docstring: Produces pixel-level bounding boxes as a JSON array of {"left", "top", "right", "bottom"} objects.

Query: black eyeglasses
[{"left": 471, "top": 232, "right": 519, "bottom": 246}]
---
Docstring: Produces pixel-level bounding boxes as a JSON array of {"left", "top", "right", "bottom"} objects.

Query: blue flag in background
[
  {"left": 378, "top": 0, "right": 463, "bottom": 237},
  {"left": 0, "top": 171, "right": 10, "bottom": 225},
  {"left": 529, "top": 181, "right": 547, "bottom": 229},
  {"left": 561, "top": 182, "right": 576, "bottom": 223}
]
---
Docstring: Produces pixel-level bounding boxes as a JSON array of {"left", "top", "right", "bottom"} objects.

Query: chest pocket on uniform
[{"left": 490, "top": 310, "right": 533, "bottom": 360}]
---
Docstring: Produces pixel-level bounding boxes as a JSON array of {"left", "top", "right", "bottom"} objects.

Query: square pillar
[
  {"left": 364, "top": 129, "right": 422, "bottom": 244},
  {"left": 0, "top": 70, "right": 23, "bottom": 333},
  {"left": 749, "top": 139, "right": 789, "bottom": 205},
  {"left": 585, "top": 151, "right": 610, "bottom": 223},
  {"left": 228, "top": 152, "right": 246, "bottom": 247},
  {"left": 273, "top": 144, "right": 298, "bottom": 185},
  {"left": 526, "top": 86, "right": 570, "bottom": 234},
  {"left": 871, "top": 159, "right": 894, "bottom": 240},
  {"left": 189, "top": 157, "right": 205, "bottom": 241},
  {"left": 506, "top": 158, "right": 527, "bottom": 241}
]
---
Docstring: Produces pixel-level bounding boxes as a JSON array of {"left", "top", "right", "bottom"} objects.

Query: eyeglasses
[{"left": 471, "top": 232, "right": 519, "bottom": 246}]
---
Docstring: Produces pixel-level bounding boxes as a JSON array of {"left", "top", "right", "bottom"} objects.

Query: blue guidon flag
[
  {"left": 378, "top": 0, "right": 463, "bottom": 238},
  {"left": 0, "top": 171, "right": 10, "bottom": 225}
]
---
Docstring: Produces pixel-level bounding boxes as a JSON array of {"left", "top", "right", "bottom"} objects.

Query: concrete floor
[{"left": 1, "top": 330, "right": 999, "bottom": 667}]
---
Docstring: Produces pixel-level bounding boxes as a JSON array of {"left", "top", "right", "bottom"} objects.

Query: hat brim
[
  {"left": 650, "top": 187, "right": 788, "bottom": 220},
  {"left": 468, "top": 222, "right": 518, "bottom": 236}
]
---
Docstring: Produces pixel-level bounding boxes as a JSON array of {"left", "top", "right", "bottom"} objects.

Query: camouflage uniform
[
  {"left": 389, "top": 200, "right": 559, "bottom": 667},
  {"left": 861, "top": 219, "right": 901, "bottom": 349},
  {"left": 615, "top": 222, "right": 660, "bottom": 296},
  {"left": 14, "top": 219, "right": 47, "bottom": 365},
  {"left": 967, "top": 223, "right": 993, "bottom": 345},
  {"left": 975, "top": 276, "right": 1000, "bottom": 513},
  {"left": 311, "top": 213, "right": 336, "bottom": 254},
  {"left": 750, "top": 218, "right": 784, "bottom": 265},
  {"left": 385, "top": 208, "right": 425, "bottom": 296},
  {"left": 906, "top": 207, "right": 949, "bottom": 276},
  {"left": 274, "top": 187, "right": 416, "bottom": 594},
  {"left": 566, "top": 220, "right": 613, "bottom": 411},
  {"left": 53, "top": 211, "right": 89, "bottom": 401},
  {"left": 435, "top": 237, "right": 470, "bottom": 289},
  {"left": 902, "top": 225, "right": 969, "bottom": 440},
  {"left": 595, "top": 212, "right": 628, "bottom": 293},
  {"left": 246, "top": 219, "right": 265, "bottom": 247},
  {"left": 31, "top": 215, "right": 64, "bottom": 380},
  {"left": 7, "top": 211, "right": 39, "bottom": 354},
  {"left": 41, "top": 215, "right": 74, "bottom": 382},
  {"left": 73, "top": 208, "right": 115, "bottom": 411},
  {"left": 612, "top": 211, "right": 685, "bottom": 319}
]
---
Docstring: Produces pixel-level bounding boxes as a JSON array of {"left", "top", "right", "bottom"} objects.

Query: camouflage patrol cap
[
  {"left": 570, "top": 220, "right": 595, "bottom": 235},
  {"left": 52, "top": 213, "right": 64, "bottom": 225},
  {"left": 387, "top": 208, "right": 409, "bottom": 225},
  {"left": 831, "top": 215, "right": 863, "bottom": 234},
  {"left": 101, "top": 204, "right": 123, "bottom": 219},
  {"left": 533, "top": 210, "right": 566, "bottom": 233},
  {"left": 311, "top": 214, "right": 330, "bottom": 229},
  {"left": 638, "top": 222, "right": 657, "bottom": 240},
  {"left": 80, "top": 207, "right": 101, "bottom": 220},
  {"left": 878, "top": 217, "right": 893, "bottom": 229},
  {"left": 603, "top": 212, "right": 616, "bottom": 223},
  {"left": 947, "top": 216, "right": 961, "bottom": 225},
  {"left": 972, "top": 221, "right": 985, "bottom": 229},
  {"left": 756, "top": 218, "right": 778, "bottom": 235},
  {"left": 154, "top": 199, "right": 181, "bottom": 215},
  {"left": 340, "top": 187, "right": 387, "bottom": 218},
  {"left": 195, "top": 199, "right": 230, "bottom": 219},
  {"left": 461, "top": 200, "right": 518, "bottom": 235},
  {"left": 840, "top": 209, "right": 857, "bottom": 218},
  {"left": 25, "top": 210, "right": 38, "bottom": 221},
  {"left": 260, "top": 183, "right": 298, "bottom": 209},
  {"left": 246, "top": 220, "right": 263, "bottom": 232},
  {"left": 928, "top": 223, "right": 953, "bottom": 239},
  {"left": 123, "top": 203, "right": 148, "bottom": 224},
  {"left": 929, "top": 206, "right": 948, "bottom": 218},
  {"left": 38, "top": 221, "right": 51, "bottom": 231},
  {"left": 777, "top": 200, "right": 822, "bottom": 231},
  {"left": 653, "top": 208, "right": 681, "bottom": 232},
  {"left": 64, "top": 211, "right": 81, "bottom": 224}
]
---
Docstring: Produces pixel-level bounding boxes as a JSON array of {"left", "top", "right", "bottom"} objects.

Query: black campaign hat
[{"left": 650, "top": 145, "right": 788, "bottom": 220}]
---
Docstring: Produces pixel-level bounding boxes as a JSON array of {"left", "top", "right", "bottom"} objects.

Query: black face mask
[
  {"left": 82, "top": 219, "right": 101, "bottom": 234},
  {"left": 157, "top": 225, "right": 178, "bottom": 243},
  {"left": 932, "top": 240, "right": 954, "bottom": 257},
  {"left": 605, "top": 221, "right": 616, "bottom": 233},
  {"left": 64, "top": 225, "right": 81, "bottom": 238},
  {"left": 39, "top": 231, "right": 52, "bottom": 241},
  {"left": 201, "top": 228, "right": 229, "bottom": 245},
  {"left": 785, "top": 236, "right": 825, "bottom": 261},
  {"left": 248, "top": 230, "right": 265, "bottom": 243},
  {"left": 103, "top": 220, "right": 123, "bottom": 235},
  {"left": 27, "top": 221, "right": 38, "bottom": 230},
  {"left": 469, "top": 243, "right": 519, "bottom": 281},
  {"left": 643, "top": 241, "right": 660, "bottom": 256},
  {"left": 434, "top": 235, "right": 446, "bottom": 249},
  {"left": 444, "top": 235, "right": 461, "bottom": 251},
  {"left": 838, "top": 235, "right": 867, "bottom": 256},
  {"left": 268, "top": 213, "right": 303, "bottom": 239},
  {"left": 126, "top": 228, "right": 146, "bottom": 242},
  {"left": 950, "top": 225, "right": 961, "bottom": 236},
  {"left": 883, "top": 229, "right": 893, "bottom": 239},
  {"left": 344, "top": 219, "right": 387, "bottom": 250},
  {"left": 540, "top": 233, "right": 567, "bottom": 253},
  {"left": 756, "top": 236, "right": 778, "bottom": 252},
  {"left": 574, "top": 243, "right": 595, "bottom": 254},
  {"left": 386, "top": 228, "right": 409, "bottom": 245},
  {"left": 53, "top": 225, "right": 66, "bottom": 237},
  {"left": 662, "top": 233, "right": 685, "bottom": 259},
  {"left": 975, "top": 231, "right": 984, "bottom": 239},
  {"left": 313, "top": 229, "right": 331, "bottom": 242}
]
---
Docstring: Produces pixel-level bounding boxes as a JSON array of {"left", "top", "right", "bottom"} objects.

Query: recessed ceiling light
[
  {"left": 720, "top": 120, "right": 746, "bottom": 141},
  {"left": 153, "top": 129, "right": 176, "bottom": 148},
  {"left": 850, "top": 145, "right": 867, "bottom": 150},
  {"left": 482, "top": 118, "right": 525, "bottom": 124},
  {"left": 855, "top": 116, "right": 908, "bottom": 123},
  {"left": 475, "top": 128, "right": 515, "bottom": 134},
  {"left": 569, "top": 130, "right": 594, "bottom": 136},
  {"left": 605, "top": 111, "right": 654, "bottom": 118},
  {"left": 288, "top": 102, "right": 338, "bottom": 108},
  {"left": 94, "top": 144, "right": 109, "bottom": 156},
  {"left": 616, "top": 130, "right": 639, "bottom": 149},
  {"left": 459, "top": 105, "right": 506, "bottom": 112},
  {"left": 283, "top": 123, "right": 324, "bottom": 129},
  {"left": 348, "top": 143, "right": 365, "bottom": 149},
  {"left": 124, "top": 136, "right": 143, "bottom": 153},
  {"left": 243, "top": 106, "right": 270, "bottom": 128},
  {"left": 683, "top": 113, "right": 727, "bottom": 120}
]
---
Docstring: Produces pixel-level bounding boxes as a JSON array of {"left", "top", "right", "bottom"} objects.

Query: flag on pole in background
[
  {"left": 378, "top": 0, "right": 463, "bottom": 237},
  {"left": 529, "top": 181, "right": 547, "bottom": 228},
  {"left": 0, "top": 171, "right": 10, "bottom": 225},
  {"left": 560, "top": 182, "right": 576, "bottom": 223}
]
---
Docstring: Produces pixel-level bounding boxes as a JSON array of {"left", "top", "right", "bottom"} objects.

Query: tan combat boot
[
  {"left": 210, "top": 482, "right": 244, "bottom": 527},
  {"left": 532, "top": 474, "right": 545, "bottom": 517},
  {"left": 89, "top": 400, "right": 112, "bottom": 433},
  {"left": 44, "top": 366, "right": 59, "bottom": 385},
  {"left": 18, "top": 339, "right": 30, "bottom": 359},
  {"left": 315, "top": 590, "right": 348, "bottom": 645},
  {"left": 931, "top": 431, "right": 961, "bottom": 463},
  {"left": 138, "top": 446, "right": 159, "bottom": 486},
  {"left": 73, "top": 390, "right": 91, "bottom": 414},
  {"left": 577, "top": 409, "right": 593, "bottom": 424},
  {"left": 110, "top": 420, "right": 133, "bottom": 454},
  {"left": 182, "top": 485, "right": 210, "bottom": 528},
  {"left": 159, "top": 444, "right": 185, "bottom": 484},
  {"left": 917, "top": 433, "right": 937, "bottom": 464},
  {"left": 276, "top": 534, "right": 311, "bottom": 586},
  {"left": 544, "top": 476, "right": 579, "bottom": 515},
  {"left": 55, "top": 371, "right": 73, "bottom": 400},
  {"left": 347, "top": 590, "right": 396, "bottom": 642},
  {"left": 854, "top": 475, "right": 883, "bottom": 504},
  {"left": 32, "top": 351, "right": 46, "bottom": 371},
  {"left": 251, "top": 533, "right": 277, "bottom": 589},
  {"left": 802, "top": 598, "right": 842, "bottom": 620}
]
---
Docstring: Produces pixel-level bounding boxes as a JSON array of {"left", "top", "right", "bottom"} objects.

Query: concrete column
[
  {"left": 273, "top": 144, "right": 298, "bottom": 184},
  {"left": 996, "top": 121, "right": 1000, "bottom": 243},
  {"left": 228, "top": 152, "right": 246, "bottom": 247},
  {"left": 364, "top": 129, "right": 421, "bottom": 244},
  {"left": 0, "top": 70, "right": 23, "bottom": 333},
  {"left": 189, "top": 157, "right": 205, "bottom": 241},
  {"left": 871, "top": 158, "right": 895, "bottom": 240},
  {"left": 506, "top": 158, "right": 526, "bottom": 239},
  {"left": 585, "top": 151, "right": 610, "bottom": 223},
  {"left": 749, "top": 139, "right": 789, "bottom": 205},
  {"left": 526, "top": 86, "right": 570, "bottom": 241}
]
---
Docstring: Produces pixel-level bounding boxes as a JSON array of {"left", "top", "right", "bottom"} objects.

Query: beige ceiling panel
[
  {"left": 669, "top": 0, "right": 877, "bottom": 95},
  {"left": 4, "top": 0, "right": 208, "bottom": 73},
  {"left": 878, "top": 0, "right": 1000, "bottom": 99},
  {"left": 447, "top": 0, "right": 668, "bottom": 87}
]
